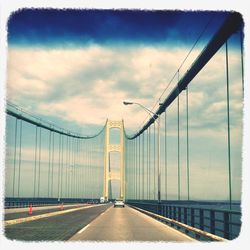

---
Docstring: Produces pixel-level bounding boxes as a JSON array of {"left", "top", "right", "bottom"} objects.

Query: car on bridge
[{"left": 114, "top": 199, "right": 125, "bottom": 208}]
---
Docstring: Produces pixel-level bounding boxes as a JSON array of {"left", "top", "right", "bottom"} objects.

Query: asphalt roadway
[
  {"left": 69, "top": 205, "right": 195, "bottom": 242},
  {"left": 4, "top": 204, "right": 111, "bottom": 241},
  {"left": 5, "top": 203, "right": 90, "bottom": 220}
]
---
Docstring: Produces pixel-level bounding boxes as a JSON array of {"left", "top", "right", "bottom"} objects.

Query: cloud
[{"left": 6, "top": 45, "right": 243, "bottom": 137}]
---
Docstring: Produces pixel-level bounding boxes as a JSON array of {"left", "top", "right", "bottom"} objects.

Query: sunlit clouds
[{"left": 7, "top": 45, "right": 243, "bottom": 137}]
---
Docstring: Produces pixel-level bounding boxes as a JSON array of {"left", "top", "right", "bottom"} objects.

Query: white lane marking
[
  {"left": 78, "top": 224, "right": 89, "bottom": 234},
  {"left": 72, "top": 205, "right": 113, "bottom": 238}
]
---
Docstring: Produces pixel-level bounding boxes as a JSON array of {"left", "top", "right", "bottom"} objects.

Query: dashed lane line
[
  {"left": 73, "top": 205, "right": 113, "bottom": 237},
  {"left": 77, "top": 225, "right": 90, "bottom": 234}
]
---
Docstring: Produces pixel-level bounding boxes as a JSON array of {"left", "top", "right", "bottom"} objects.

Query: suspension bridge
[{"left": 3, "top": 12, "right": 243, "bottom": 242}]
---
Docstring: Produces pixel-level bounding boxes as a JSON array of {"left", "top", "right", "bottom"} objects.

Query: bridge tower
[{"left": 103, "top": 120, "right": 125, "bottom": 201}]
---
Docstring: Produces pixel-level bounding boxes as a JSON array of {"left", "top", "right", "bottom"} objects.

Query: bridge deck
[
  {"left": 4, "top": 204, "right": 111, "bottom": 241},
  {"left": 4, "top": 204, "right": 195, "bottom": 241},
  {"left": 70, "top": 205, "right": 195, "bottom": 241}
]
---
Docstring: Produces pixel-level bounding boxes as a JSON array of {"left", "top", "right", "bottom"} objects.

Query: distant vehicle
[
  {"left": 114, "top": 199, "right": 125, "bottom": 208},
  {"left": 100, "top": 197, "right": 105, "bottom": 203}
]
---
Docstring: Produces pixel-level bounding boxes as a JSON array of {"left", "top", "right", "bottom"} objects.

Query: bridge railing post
[
  {"left": 224, "top": 211, "right": 230, "bottom": 239},
  {"left": 178, "top": 207, "right": 181, "bottom": 222},
  {"left": 173, "top": 207, "right": 176, "bottom": 220},
  {"left": 199, "top": 209, "right": 204, "bottom": 230},
  {"left": 210, "top": 210, "right": 215, "bottom": 235},
  {"left": 184, "top": 207, "right": 187, "bottom": 224},
  {"left": 191, "top": 208, "right": 195, "bottom": 227}
]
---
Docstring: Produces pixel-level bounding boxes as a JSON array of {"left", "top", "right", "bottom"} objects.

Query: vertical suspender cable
[
  {"left": 75, "top": 138, "right": 79, "bottom": 198},
  {"left": 147, "top": 128, "right": 149, "bottom": 200},
  {"left": 84, "top": 139, "right": 86, "bottom": 198},
  {"left": 70, "top": 136, "right": 73, "bottom": 199},
  {"left": 148, "top": 126, "right": 151, "bottom": 200},
  {"left": 65, "top": 136, "right": 68, "bottom": 198},
  {"left": 85, "top": 138, "right": 87, "bottom": 198},
  {"left": 142, "top": 132, "right": 144, "bottom": 200},
  {"left": 240, "top": 30, "right": 244, "bottom": 94},
  {"left": 80, "top": 139, "right": 82, "bottom": 198},
  {"left": 165, "top": 110, "right": 168, "bottom": 200},
  {"left": 77, "top": 138, "right": 80, "bottom": 198},
  {"left": 17, "top": 120, "right": 22, "bottom": 197},
  {"left": 86, "top": 139, "right": 89, "bottom": 199},
  {"left": 129, "top": 139, "right": 131, "bottom": 199},
  {"left": 225, "top": 41, "right": 232, "bottom": 210},
  {"left": 12, "top": 118, "right": 18, "bottom": 197},
  {"left": 51, "top": 131, "right": 55, "bottom": 197},
  {"left": 38, "top": 127, "right": 42, "bottom": 197},
  {"left": 48, "top": 130, "right": 51, "bottom": 197},
  {"left": 153, "top": 122, "right": 156, "bottom": 200},
  {"left": 157, "top": 115, "right": 161, "bottom": 203},
  {"left": 34, "top": 126, "right": 38, "bottom": 197},
  {"left": 186, "top": 87, "right": 190, "bottom": 200},
  {"left": 58, "top": 134, "right": 61, "bottom": 200},
  {"left": 134, "top": 139, "right": 136, "bottom": 199},
  {"left": 78, "top": 138, "right": 80, "bottom": 199},
  {"left": 138, "top": 135, "right": 140, "bottom": 199},
  {"left": 61, "top": 135, "right": 64, "bottom": 199},
  {"left": 90, "top": 140, "right": 92, "bottom": 200},
  {"left": 73, "top": 137, "right": 76, "bottom": 199},
  {"left": 135, "top": 138, "right": 137, "bottom": 199},
  {"left": 177, "top": 70, "right": 181, "bottom": 200},
  {"left": 71, "top": 137, "right": 73, "bottom": 199},
  {"left": 68, "top": 136, "right": 71, "bottom": 198}
]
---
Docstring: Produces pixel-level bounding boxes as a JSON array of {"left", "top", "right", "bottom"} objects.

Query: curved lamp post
[{"left": 123, "top": 101, "right": 161, "bottom": 204}]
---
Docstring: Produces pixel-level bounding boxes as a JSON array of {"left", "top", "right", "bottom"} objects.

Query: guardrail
[
  {"left": 127, "top": 201, "right": 241, "bottom": 240},
  {"left": 4, "top": 197, "right": 100, "bottom": 208}
]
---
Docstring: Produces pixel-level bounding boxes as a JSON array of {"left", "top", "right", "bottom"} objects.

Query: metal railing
[
  {"left": 127, "top": 201, "right": 241, "bottom": 240},
  {"left": 4, "top": 197, "right": 100, "bottom": 209}
]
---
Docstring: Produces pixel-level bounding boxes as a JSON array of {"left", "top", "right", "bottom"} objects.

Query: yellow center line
[{"left": 5, "top": 204, "right": 106, "bottom": 227}]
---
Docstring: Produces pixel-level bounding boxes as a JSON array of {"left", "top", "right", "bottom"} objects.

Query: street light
[{"left": 123, "top": 100, "right": 161, "bottom": 204}]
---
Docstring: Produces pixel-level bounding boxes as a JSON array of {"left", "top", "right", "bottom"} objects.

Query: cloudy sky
[
  {"left": 5, "top": 9, "right": 243, "bottom": 200},
  {"left": 7, "top": 9, "right": 231, "bottom": 134}
]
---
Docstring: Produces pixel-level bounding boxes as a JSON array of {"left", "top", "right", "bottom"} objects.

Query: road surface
[
  {"left": 5, "top": 204, "right": 111, "bottom": 241},
  {"left": 5, "top": 203, "right": 90, "bottom": 220},
  {"left": 70, "top": 205, "right": 195, "bottom": 241}
]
